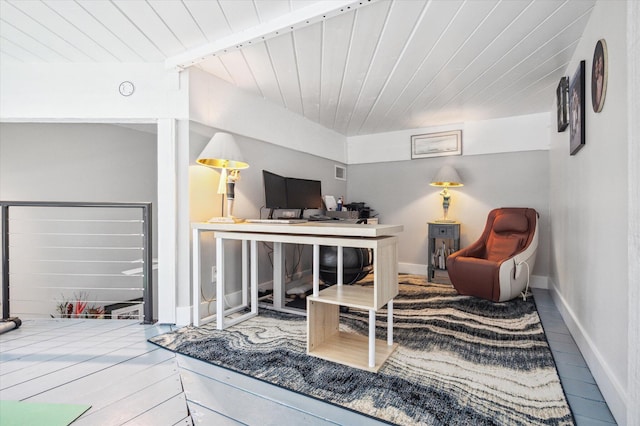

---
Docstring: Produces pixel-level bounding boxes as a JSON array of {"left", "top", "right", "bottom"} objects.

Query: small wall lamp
[
  {"left": 197, "top": 132, "right": 249, "bottom": 222},
  {"left": 430, "top": 165, "right": 463, "bottom": 223}
]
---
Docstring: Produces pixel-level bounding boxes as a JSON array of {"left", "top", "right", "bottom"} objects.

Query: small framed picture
[
  {"left": 411, "top": 130, "right": 462, "bottom": 159},
  {"left": 556, "top": 76, "right": 569, "bottom": 132},
  {"left": 591, "top": 39, "right": 608, "bottom": 113},
  {"left": 569, "top": 61, "right": 586, "bottom": 155}
]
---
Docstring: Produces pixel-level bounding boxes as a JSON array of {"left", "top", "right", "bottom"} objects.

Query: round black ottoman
[{"left": 319, "top": 246, "right": 373, "bottom": 284}]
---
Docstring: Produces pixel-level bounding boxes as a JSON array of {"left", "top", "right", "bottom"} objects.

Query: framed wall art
[
  {"left": 556, "top": 76, "right": 569, "bottom": 132},
  {"left": 411, "top": 130, "right": 462, "bottom": 159},
  {"left": 569, "top": 61, "right": 586, "bottom": 155},
  {"left": 591, "top": 39, "right": 608, "bottom": 113}
]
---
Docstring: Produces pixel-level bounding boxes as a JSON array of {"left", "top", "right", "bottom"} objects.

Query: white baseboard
[
  {"left": 198, "top": 288, "right": 244, "bottom": 311},
  {"left": 398, "top": 262, "right": 427, "bottom": 275},
  {"left": 529, "top": 274, "right": 548, "bottom": 289},
  {"left": 548, "top": 278, "right": 627, "bottom": 424},
  {"left": 398, "top": 263, "right": 548, "bottom": 291},
  {"left": 192, "top": 288, "right": 246, "bottom": 324},
  {"left": 258, "top": 269, "right": 313, "bottom": 292}
]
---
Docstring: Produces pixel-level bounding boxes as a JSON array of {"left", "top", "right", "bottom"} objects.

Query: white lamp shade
[
  {"left": 430, "top": 165, "right": 463, "bottom": 187},
  {"left": 197, "top": 132, "right": 249, "bottom": 169}
]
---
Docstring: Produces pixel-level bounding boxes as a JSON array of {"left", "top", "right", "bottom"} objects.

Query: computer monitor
[
  {"left": 285, "top": 177, "right": 322, "bottom": 211},
  {"left": 262, "top": 170, "right": 288, "bottom": 211}
]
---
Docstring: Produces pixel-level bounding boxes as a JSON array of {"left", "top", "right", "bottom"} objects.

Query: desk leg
[
  {"left": 313, "top": 244, "right": 320, "bottom": 296},
  {"left": 192, "top": 229, "right": 201, "bottom": 326},
  {"left": 273, "top": 242, "right": 284, "bottom": 309},
  {"left": 242, "top": 240, "right": 248, "bottom": 308},
  {"left": 387, "top": 300, "right": 393, "bottom": 346},
  {"left": 251, "top": 240, "right": 258, "bottom": 315},
  {"left": 216, "top": 237, "right": 225, "bottom": 330},
  {"left": 369, "top": 309, "right": 376, "bottom": 368},
  {"left": 337, "top": 246, "right": 343, "bottom": 286}
]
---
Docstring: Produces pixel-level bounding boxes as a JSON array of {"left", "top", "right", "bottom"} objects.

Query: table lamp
[
  {"left": 430, "top": 165, "right": 463, "bottom": 223},
  {"left": 197, "top": 132, "right": 249, "bottom": 223}
]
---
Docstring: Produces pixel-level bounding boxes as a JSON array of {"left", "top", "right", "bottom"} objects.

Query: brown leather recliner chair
[{"left": 447, "top": 208, "right": 538, "bottom": 302}]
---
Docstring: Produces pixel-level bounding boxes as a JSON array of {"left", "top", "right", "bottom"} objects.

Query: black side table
[{"left": 427, "top": 222, "right": 460, "bottom": 283}]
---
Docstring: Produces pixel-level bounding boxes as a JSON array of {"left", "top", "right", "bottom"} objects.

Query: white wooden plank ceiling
[{"left": 0, "top": 0, "right": 595, "bottom": 136}]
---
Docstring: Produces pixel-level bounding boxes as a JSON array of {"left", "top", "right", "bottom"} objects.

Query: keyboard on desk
[{"left": 245, "top": 219, "right": 308, "bottom": 224}]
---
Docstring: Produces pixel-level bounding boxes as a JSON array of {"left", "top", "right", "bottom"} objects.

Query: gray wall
[
  {"left": 347, "top": 150, "right": 550, "bottom": 277},
  {"left": 0, "top": 123, "right": 158, "bottom": 317},
  {"left": 0, "top": 123, "right": 157, "bottom": 204},
  {"left": 547, "top": 1, "right": 629, "bottom": 420},
  {"left": 230, "top": 134, "right": 348, "bottom": 220}
]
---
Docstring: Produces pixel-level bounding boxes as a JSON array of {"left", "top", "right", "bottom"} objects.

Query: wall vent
[{"left": 334, "top": 165, "right": 346, "bottom": 180}]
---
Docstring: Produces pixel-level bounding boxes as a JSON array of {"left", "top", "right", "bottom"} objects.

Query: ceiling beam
[{"left": 165, "top": 0, "right": 375, "bottom": 70}]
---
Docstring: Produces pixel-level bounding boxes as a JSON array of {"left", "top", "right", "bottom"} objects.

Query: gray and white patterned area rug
[{"left": 149, "top": 275, "right": 574, "bottom": 425}]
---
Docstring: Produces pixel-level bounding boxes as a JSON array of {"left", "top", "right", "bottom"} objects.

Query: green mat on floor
[{"left": 0, "top": 401, "right": 91, "bottom": 426}]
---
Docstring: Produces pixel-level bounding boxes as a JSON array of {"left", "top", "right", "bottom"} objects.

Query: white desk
[{"left": 192, "top": 221, "right": 403, "bottom": 371}]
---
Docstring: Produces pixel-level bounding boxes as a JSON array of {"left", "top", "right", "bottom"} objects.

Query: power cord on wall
[
  {"left": 201, "top": 276, "right": 231, "bottom": 317},
  {"left": 262, "top": 240, "right": 305, "bottom": 283}
]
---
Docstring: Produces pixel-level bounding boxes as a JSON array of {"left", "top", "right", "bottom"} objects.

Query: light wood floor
[
  {"left": 0, "top": 319, "right": 190, "bottom": 425},
  {"left": 0, "top": 289, "right": 617, "bottom": 425}
]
